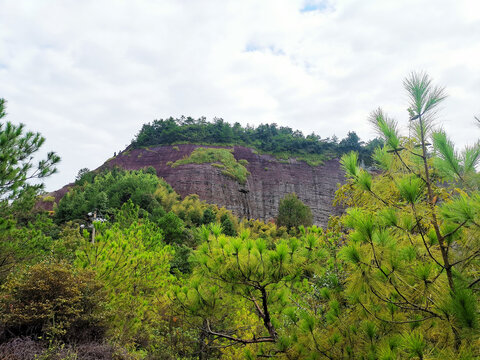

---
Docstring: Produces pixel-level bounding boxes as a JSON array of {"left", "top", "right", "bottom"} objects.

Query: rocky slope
[{"left": 101, "top": 144, "right": 345, "bottom": 227}]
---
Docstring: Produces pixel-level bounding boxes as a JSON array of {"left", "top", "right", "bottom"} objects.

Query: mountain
[{"left": 98, "top": 144, "right": 345, "bottom": 227}]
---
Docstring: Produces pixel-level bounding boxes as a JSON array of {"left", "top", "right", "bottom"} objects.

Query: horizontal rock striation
[{"left": 104, "top": 144, "right": 345, "bottom": 227}]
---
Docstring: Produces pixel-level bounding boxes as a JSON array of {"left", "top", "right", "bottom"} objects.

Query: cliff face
[{"left": 103, "top": 144, "right": 344, "bottom": 227}]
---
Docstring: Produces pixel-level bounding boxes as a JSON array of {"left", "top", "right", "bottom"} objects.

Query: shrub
[
  {"left": 221, "top": 214, "right": 237, "bottom": 236},
  {"left": 0, "top": 261, "right": 107, "bottom": 342},
  {"left": 276, "top": 193, "right": 313, "bottom": 230},
  {"left": 202, "top": 208, "right": 216, "bottom": 224},
  {"left": 157, "top": 211, "right": 185, "bottom": 245}
]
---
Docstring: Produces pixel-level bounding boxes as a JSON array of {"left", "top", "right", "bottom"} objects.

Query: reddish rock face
[{"left": 103, "top": 144, "right": 345, "bottom": 227}]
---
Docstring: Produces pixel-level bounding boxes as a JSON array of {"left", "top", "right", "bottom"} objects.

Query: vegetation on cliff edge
[
  {"left": 131, "top": 116, "right": 382, "bottom": 166},
  {"left": 170, "top": 147, "right": 250, "bottom": 184}
]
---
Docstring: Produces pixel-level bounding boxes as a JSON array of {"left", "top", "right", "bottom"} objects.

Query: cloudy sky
[{"left": 1, "top": 0, "right": 479, "bottom": 191}]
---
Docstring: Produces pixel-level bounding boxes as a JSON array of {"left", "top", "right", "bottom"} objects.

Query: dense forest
[
  {"left": 131, "top": 116, "right": 382, "bottom": 165},
  {"left": 0, "top": 74, "right": 479, "bottom": 359}
]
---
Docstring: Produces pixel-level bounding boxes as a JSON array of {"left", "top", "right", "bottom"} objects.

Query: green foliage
[
  {"left": 131, "top": 116, "right": 377, "bottom": 165},
  {"left": 202, "top": 207, "right": 216, "bottom": 224},
  {"left": 432, "top": 131, "right": 460, "bottom": 180},
  {"left": 432, "top": 130, "right": 480, "bottom": 188},
  {"left": 276, "top": 193, "right": 313, "bottom": 230},
  {"left": 171, "top": 147, "right": 250, "bottom": 184},
  {"left": 75, "top": 218, "right": 174, "bottom": 346},
  {"left": 0, "top": 261, "right": 106, "bottom": 342},
  {"left": 170, "top": 244, "right": 193, "bottom": 274},
  {"left": 341, "top": 151, "right": 360, "bottom": 178},
  {"left": 55, "top": 168, "right": 162, "bottom": 222},
  {"left": 172, "top": 194, "right": 207, "bottom": 227},
  {"left": 173, "top": 226, "right": 346, "bottom": 358},
  {"left": 397, "top": 175, "right": 425, "bottom": 204},
  {"left": 157, "top": 211, "right": 185, "bottom": 244},
  {"left": 0, "top": 216, "right": 75, "bottom": 282},
  {"left": 337, "top": 72, "right": 480, "bottom": 358},
  {"left": 221, "top": 213, "right": 237, "bottom": 236},
  {"left": 370, "top": 108, "right": 400, "bottom": 151},
  {"left": 0, "top": 99, "right": 60, "bottom": 201},
  {"left": 402, "top": 331, "right": 426, "bottom": 359},
  {"left": 3, "top": 74, "right": 480, "bottom": 359},
  {"left": 75, "top": 167, "right": 95, "bottom": 184},
  {"left": 404, "top": 72, "right": 446, "bottom": 117},
  {"left": 449, "top": 288, "right": 478, "bottom": 330}
]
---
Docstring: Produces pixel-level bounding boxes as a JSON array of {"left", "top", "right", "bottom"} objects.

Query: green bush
[
  {"left": 157, "top": 211, "right": 185, "bottom": 245},
  {"left": 0, "top": 261, "right": 107, "bottom": 342},
  {"left": 202, "top": 208, "right": 216, "bottom": 224},
  {"left": 221, "top": 214, "right": 237, "bottom": 236},
  {"left": 276, "top": 193, "right": 313, "bottom": 230}
]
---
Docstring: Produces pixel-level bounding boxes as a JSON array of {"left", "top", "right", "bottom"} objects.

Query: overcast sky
[{"left": 1, "top": 0, "right": 479, "bottom": 192}]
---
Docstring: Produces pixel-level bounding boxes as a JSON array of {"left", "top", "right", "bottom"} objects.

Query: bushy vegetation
[
  {"left": 171, "top": 147, "right": 250, "bottom": 184},
  {"left": 1, "top": 73, "right": 480, "bottom": 359},
  {"left": 131, "top": 116, "right": 381, "bottom": 165},
  {"left": 276, "top": 193, "right": 313, "bottom": 230},
  {"left": 56, "top": 167, "right": 164, "bottom": 223},
  {"left": 0, "top": 261, "right": 106, "bottom": 342}
]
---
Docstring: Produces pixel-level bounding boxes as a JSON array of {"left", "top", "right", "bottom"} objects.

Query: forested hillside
[
  {"left": 0, "top": 74, "right": 479, "bottom": 359},
  {"left": 131, "top": 116, "right": 381, "bottom": 165}
]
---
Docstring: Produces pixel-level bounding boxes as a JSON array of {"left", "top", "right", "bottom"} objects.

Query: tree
[
  {"left": 157, "top": 211, "right": 185, "bottom": 244},
  {"left": 75, "top": 167, "right": 94, "bottom": 184},
  {"left": 276, "top": 193, "right": 313, "bottom": 230},
  {"left": 55, "top": 168, "right": 162, "bottom": 222},
  {"left": 339, "top": 131, "right": 363, "bottom": 153},
  {"left": 338, "top": 72, "right": 480, "bottom": 357},
  {"left": 173, "top": 226, "right": 346, "bottom": 358},
  {"left": 202, "top": 207, "right": 216, "bottom": 224},
  {"left": 75, "top": 212, "right": 174, "bottom": 346},
  {"left": 0, "top": 99, "right": 60, "bottom": 201},
  {"left": 0, "top": 99, "right": 60, "bottom": 281},
  {"left": 220, "top": 213, "right": 237, "bottom": 236}
]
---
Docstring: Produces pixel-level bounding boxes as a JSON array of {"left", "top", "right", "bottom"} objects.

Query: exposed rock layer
[{"left": 103, "top": 144, "right": 344, "bottom": 227}]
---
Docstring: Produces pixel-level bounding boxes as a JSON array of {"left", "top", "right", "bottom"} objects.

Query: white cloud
[{"left": 0, "top": 0, "right": 479, "bottom": 191}]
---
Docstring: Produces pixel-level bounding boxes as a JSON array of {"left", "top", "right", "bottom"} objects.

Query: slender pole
[{"left": 91, "top": 211, "right": 97, "bottom": 244}]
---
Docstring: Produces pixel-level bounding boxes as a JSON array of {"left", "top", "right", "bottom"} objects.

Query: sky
[{"left": 1, "top": 0, "right": 479, "bottom": 192}]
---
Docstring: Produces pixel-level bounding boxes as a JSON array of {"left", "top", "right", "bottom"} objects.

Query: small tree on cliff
[{"left": 276, "top": 193, "right": 313, "bottom": 230}]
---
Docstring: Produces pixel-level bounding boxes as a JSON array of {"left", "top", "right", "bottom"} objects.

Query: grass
[
  {"left": 270, "top": 151, "right": 327, "bottom": 166},
  {"left": 170, "top": 147, "right": 250, "bottom": 184}
]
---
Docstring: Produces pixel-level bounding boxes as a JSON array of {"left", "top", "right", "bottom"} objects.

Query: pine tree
[
  {"left": 339, "top": 72, "right": 480, "bottom": 357},
  {"left": 0, "top": 98, "right": 60, "bottom": 201},
  {"left": 173, "top": 226, "right": 346, "bottom": 358}
]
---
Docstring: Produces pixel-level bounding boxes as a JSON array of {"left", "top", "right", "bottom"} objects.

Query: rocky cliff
[{"left": 102, "top": 144, "right": 344, "bottom": 227}]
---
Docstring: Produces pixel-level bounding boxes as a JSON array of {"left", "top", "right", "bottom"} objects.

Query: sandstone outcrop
[{"left": 103, "top": 144, "right": 344, "bottom": 227}]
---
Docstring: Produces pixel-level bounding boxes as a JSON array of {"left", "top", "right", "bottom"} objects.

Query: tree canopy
[
  {"left": 131, "top": 116, "right": 379, "bottom": 164},
  {"left": 276, "top": 193, "right": 313, "bottom": 230},
  {"left": 0, "top": 98, "right": 60, "bottom": 201}
]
